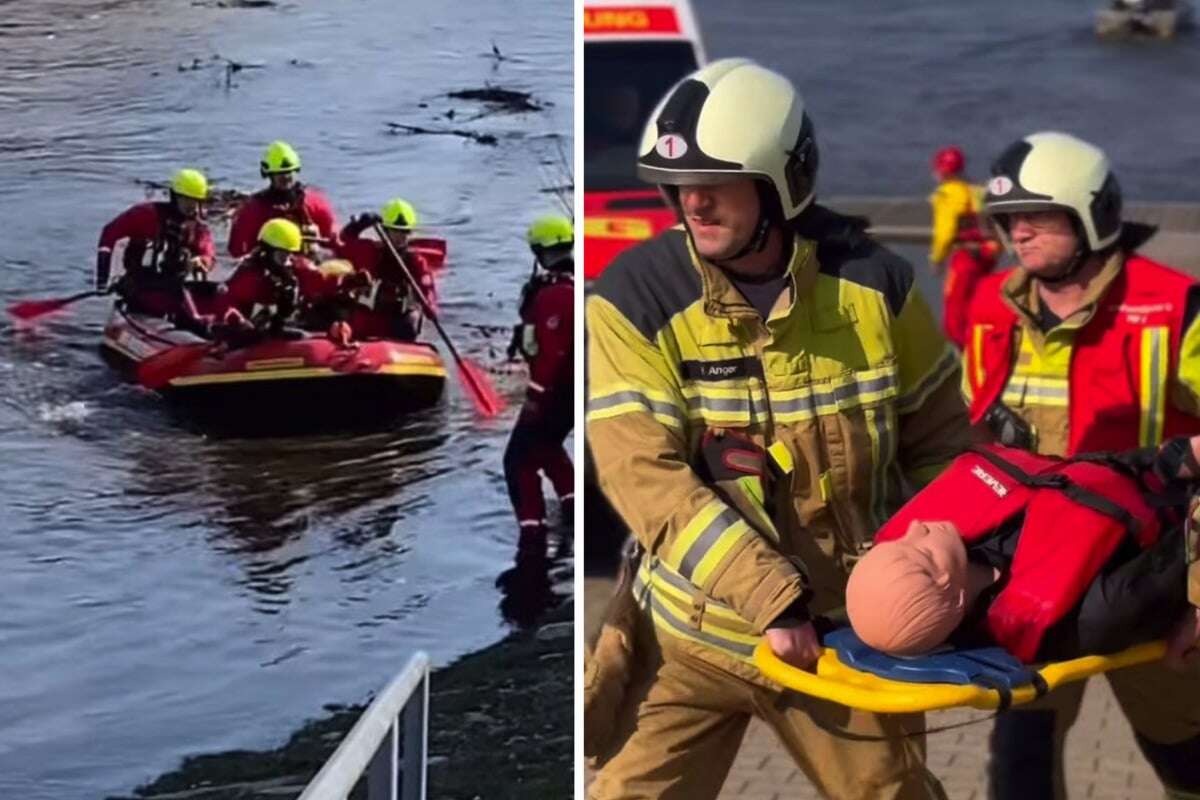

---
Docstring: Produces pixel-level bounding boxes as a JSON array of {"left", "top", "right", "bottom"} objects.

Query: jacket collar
[
  {"left": 688, "top": 229, "right": 818, "bottom": 321},
  {"left": 1000, "top": 249, "right": 1125, "bottom": 334}
]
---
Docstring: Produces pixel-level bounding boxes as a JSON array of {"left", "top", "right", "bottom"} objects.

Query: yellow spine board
[{"left": 753, "top": 640, "right": 1167, "bottom": 714}]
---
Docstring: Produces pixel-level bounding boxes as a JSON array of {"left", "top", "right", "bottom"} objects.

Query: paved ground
[{"left": 584, "top": 577, "right": 1164, "bottom": 800}]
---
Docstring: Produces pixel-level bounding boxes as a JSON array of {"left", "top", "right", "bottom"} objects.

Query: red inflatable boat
[{"left": 101, "top": 308, "right": 447, "bottom": 433}]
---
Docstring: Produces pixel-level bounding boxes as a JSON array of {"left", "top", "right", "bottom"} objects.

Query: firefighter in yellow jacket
[
  {"left": 585, "top": 59, "right": 973, "bottom": 800},
  {"left": 928, "top": 145, "right": 986, "bottom": 270}
]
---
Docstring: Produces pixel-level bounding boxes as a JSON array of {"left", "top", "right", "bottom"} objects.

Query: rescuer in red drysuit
[
  {"left": 227, "top": 140, "right": 338, "bottom": 259},
  {"left": 96, "top": 168, "right": 218, "bottom": 328},
  {"left": 503, "top": 215, "right": 575, "bottom": 556},
  {"left": 213, "top": 218, "right": 342, "bottom": 338},
  {"left": 334, "top": 198, "right": 437, "bottom": 341}
]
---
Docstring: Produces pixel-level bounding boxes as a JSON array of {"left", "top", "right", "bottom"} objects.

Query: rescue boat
[
  {"left": 101, "top": 308, "right": 447, "bottom": 433},
  {"left": 1095, "top": 0, "right": 1193, "bottom": 37}
]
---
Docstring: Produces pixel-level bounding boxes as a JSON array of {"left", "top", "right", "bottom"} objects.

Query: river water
[
  {"left": 694, "top": 0, "right": 1200, "bottom": 202},
  {"left": 0, "top": 1, "right": 572, "bottom": 797}
]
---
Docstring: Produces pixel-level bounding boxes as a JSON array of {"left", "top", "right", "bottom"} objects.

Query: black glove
[
  {"left": 342, "top": 212, "right": 383, "bottom": 239},
  {"left": 983, "top": 402, "right": 1035, "bottom": 450},
  {"left": 96, "top": 251, "right": 112, "bottom": 291},
  {"left": 1155, "top": 436, "right": 1200, "bottom": 485},
  {"left": 766, "top": 596, "right": 813, "bottom": 629},
  {"left": 506, "top": 323, "right": 523, "bottom": 361}
]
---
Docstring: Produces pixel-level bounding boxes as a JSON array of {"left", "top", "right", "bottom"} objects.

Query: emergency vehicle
[{"left": 583, "top": 0, "right": 706, "bottom": 280}]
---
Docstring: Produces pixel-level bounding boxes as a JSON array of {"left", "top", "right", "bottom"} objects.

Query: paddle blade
[
  {"left": 136, "top": 343, "right": 213, "bottom": 390},
  {"left": 8, "top": 295, "right": 86, "bottom": 321},
  {"left": 455, "top": 357, "right": 505, "bottom": 418}
]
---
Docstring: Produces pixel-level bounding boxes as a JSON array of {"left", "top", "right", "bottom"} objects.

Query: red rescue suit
[
  {"left": 875, "top": 445, "right": 1165, "bottom": 662},
  {"left": 335, "top": 234, "right": 437, "bottom": 340},
  {"left": 942, "top": 240, "right": 1000, "bottom": 349},
  {"left": 227, "top": 185, "right": 338, "bottom": 258},
  {"left": 503, "top": 269, "right": 574, "bottom": 533},
  {"left": 215, "top": 254, "right": 338, "bottom": 327},
  {"left": 964, "top": 255, "right": 1200, "bottom": 455},
  {"left": 97, "top": 201, "right": 215, "bottom": 317}
]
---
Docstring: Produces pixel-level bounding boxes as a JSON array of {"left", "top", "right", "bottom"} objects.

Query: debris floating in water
[
  {"left": 191, "top": 0, "right": 279, "bottom": 8},
  {"left": 448, "top": 87, "right": 542, "bottom": 112},
  {"left": 385, "top": 123, "right": 498, "bottom": 147}
]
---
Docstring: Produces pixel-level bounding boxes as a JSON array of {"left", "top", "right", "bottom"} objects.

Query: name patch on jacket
[{"left": 681, "top": 358, "right": 762, "bottom": 382}]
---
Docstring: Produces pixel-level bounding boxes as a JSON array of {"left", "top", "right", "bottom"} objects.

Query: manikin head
[{"left": 846, "top": 520, "right": 969, "bottom": 656}]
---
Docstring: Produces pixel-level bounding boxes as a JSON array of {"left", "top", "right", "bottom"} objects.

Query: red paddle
[
  {"left": 8, "top": 290, "right": 106, "bottom": 322},
  {"left": 373, "top": 223, "right": 504, "bottom": 417},
  {"left": 136, "top": 342, "right": 218, "bottom": 390}
]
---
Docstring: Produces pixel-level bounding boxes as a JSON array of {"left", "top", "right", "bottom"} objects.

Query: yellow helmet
[
  {"left": 381, "top": 198, "right": 418, "bottom": 229},
  {"left": 260, "top": 140, "right": 302, "bottom": 176},
  {"left": 257, "top": 218, "right": 303, "bottom": 253},
  {"left": 170, "top": 168, "right": 209, "bottom": 201},
  {"left": 526, "top": 214, "right": 573, "bottom": 249}
]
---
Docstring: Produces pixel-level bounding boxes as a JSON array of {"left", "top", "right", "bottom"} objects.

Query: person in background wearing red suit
[
  {"left": 96, "top": 168, "right": 216, "bottom": 328},
  {"left": 335, "top": 198, "right": 436, "bottom": 341},
  {"left": 503, "top": 214, "right": 575, "bottom": 558},
  {"left": 214, "top": 218, "right": 341, "bottom": 338},
  {"left": 929, "top": 146, "right": 1002, "bottom": 348},
  {"left": 963, "top": 130, "right": 1200, "bottom": 800},
  {"left": 227, "top": 140, "right": 339, "bottom": 259}
]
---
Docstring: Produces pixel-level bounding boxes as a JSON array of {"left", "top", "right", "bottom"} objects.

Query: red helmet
[{"left": 932, "top": 146, "right": 965, "bottom": 178}]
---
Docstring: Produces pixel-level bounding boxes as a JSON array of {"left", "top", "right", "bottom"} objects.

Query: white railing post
[
  {"left": 298, "top": 652, "right": 430, "bottom": 800},
  {"left": 399, "top": 666, "right": 428, "bottom": 799}
]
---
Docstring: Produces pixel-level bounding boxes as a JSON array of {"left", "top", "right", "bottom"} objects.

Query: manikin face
[
  {"left": 1003, "top": 210, "right": 1081, "bottom": 276},
  {"left": 894, "top": 520, "right": 969, "bottom": 593},
  {"left": 677, "top": 178, "right": 762, "bottom": 262},
  {"left": 845, "top": 520, "right": 970, "bottom": 656}
]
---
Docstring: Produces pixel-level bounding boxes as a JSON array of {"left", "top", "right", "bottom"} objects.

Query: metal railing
[{"left": 298, "top": 652, "right": 430, "bottom": 800}]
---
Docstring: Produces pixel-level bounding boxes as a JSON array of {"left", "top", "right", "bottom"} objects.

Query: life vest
[
  {"left": 964, "top": 255, "right": 1200, "bottom": 454},
  {"left": 518, "top": 268, "right": 572, "bottom": 320},
  {"left": 149, "top": 202, "right": 193, "bottom": 275},
  {"left": 254, "top": 184, "right": 311, "bottom": 225},
  {"left": 123, "top": 202, "right": 192, "bottom": 275},
  {"left": 874, "top": 445, "right": 1165, "bottom": 662}
]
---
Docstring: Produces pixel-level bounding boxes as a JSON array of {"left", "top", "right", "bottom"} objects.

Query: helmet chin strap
[
  {"left": 714, "top": 180, "right": 783, "bottom": 266},
  {"left": 715, "top": 213, "right": 772, "bottom": 265},
  {"left": 1037, "top": 248, "right": 1088, "bottom": 286}
]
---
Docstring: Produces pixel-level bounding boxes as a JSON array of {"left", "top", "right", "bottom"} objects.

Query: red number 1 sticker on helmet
[{"left": 655, "top": 134, "right": 688, "bottom": 160}]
